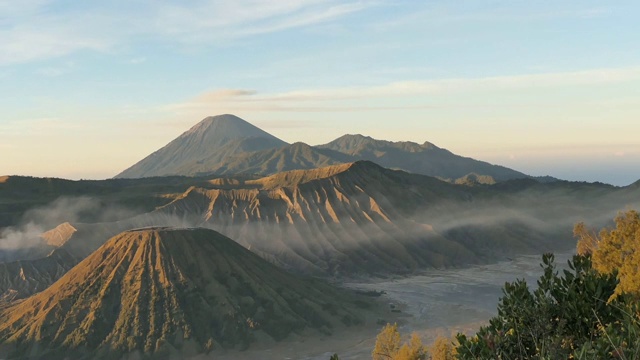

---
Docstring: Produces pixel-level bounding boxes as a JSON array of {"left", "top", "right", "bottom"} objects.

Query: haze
[{"left": 1, "top": 1, "right": 639, "bottom": 185}]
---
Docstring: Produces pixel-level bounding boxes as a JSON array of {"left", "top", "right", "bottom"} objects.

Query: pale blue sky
[{"left": 1, "top": 1, "right": 639, "bottom": 185}]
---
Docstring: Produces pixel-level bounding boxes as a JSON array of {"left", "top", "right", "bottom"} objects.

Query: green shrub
[{"left": 455, "top": 253, "right": 634, "bottom": 359}]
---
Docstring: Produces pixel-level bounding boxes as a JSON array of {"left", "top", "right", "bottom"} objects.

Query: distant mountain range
[{"left": 115, "top": 114, "right": 532, "bottom": 183}]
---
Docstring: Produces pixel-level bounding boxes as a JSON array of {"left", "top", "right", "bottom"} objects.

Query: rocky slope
[
  {"left": 0, "top": 249, "right": 77, "bottom": 302},
  {"left": 153, "top": 161, "right": 479, "bottom": 275},
  {"left": 40, "top": 222, "right": 77, "bottom": 247},
  {"left": 0, "top": 228, "right": 368, "bottom": 359}
]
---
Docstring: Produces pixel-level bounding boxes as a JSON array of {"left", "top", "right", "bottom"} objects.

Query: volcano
[{"left": 0, "top": 227, "right": 367, "bottom": 359}]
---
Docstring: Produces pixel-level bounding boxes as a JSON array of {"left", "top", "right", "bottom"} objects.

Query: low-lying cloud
[{"left": 0, "top": 196, "right": 138, "bottom": 251}]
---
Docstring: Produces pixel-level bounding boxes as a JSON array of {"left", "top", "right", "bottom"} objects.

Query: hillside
[
  {"left": 0, "top": 228, "right": 369, "bottom": 359},
  {"left": 317, "top": 134, "right": 529, "bottom": 181},
  {"left": 0, "top": 249, "right": 77, "bottom": 302},
  {"left": 115, "top": 114, "right": 287, "bottom": 178},
  {"left": 208, "top": 142, "right": 354, "bottom": 176}
]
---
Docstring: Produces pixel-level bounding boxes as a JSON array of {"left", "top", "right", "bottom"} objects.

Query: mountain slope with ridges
[
  {"left": 0, "top": 249, "right": 78, "bottom": 303},
  {"left": 154, "top": 162, "right": 492, "bottom": 275},
  {"left": 0, "top": 228, "right": 368, "bottom": 359}
]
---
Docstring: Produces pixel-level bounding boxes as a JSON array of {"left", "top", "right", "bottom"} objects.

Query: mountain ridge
[
  {"left": 317, "top": 134, "right": 528, "bottom": 181},
  {"left": 114, "top": 114, "right": 534, "bottom": 183}
]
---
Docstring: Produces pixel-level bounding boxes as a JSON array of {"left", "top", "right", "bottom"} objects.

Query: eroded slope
[{"left": 0, "top": 228, "right": 367, "bottom": 359}]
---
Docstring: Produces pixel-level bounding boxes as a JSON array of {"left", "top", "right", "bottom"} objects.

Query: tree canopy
[
  {"left": 372, "top": 323, "right": 427, "bottom": 360},
  {"left": 576, "top": 209, "right": 640, "bottom": 300}
]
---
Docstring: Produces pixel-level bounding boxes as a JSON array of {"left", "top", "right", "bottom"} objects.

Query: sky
[{"left": 1, "top": 0, "right": 639, "bottom": 185}]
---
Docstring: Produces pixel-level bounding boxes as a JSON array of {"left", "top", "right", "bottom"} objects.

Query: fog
[
  {"left": 0, "top": 196, "right": 138, "bottom": 251},
  {"left": 1, "top": 178, "right": 638, "bottom": 275},
  {"left": 416, "top": 184, "right": 640, "bottom": 237}
]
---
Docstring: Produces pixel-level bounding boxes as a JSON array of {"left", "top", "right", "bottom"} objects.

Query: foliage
[
  {"left": 455, "top": 253, "right": 627, "bottom": 359},
  {"left": 429, "top": 336, "right": 457, "bottom": 360},
  {"left": 396, "top": 333, "right": 428, "bottom": 360},
  {"left": 373, "top": 323, "right": 402, "bottom": 359},
  {"left": 575, "top": 209, "right": 640, "bottom": 300},
  {"left": 572, "top": 301, "right": 640, "bottom": 359},
  {"left": 372, "top": 323, "right": 427, "bottom": 360}
]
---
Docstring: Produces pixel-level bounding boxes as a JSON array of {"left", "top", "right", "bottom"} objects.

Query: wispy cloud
[
  {"left": 0, "top": 0, "right": 375, "bottom": 65},
  {"left": 0, "top": 8, "right": 106, "bottom": 66},
  {"left": 165, "top": 66, "right": 640, "bottom": 113},
  {"left": 152, "top": 0, "right": 372, "bottom": 41},
  {"left": 193, "top": 89, "right": 258, "bottom": 102}
]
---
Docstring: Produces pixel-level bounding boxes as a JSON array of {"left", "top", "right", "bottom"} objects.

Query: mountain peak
[
  {"left": 336, "top": 134, "right": 373, "bottom": 140},
  {"left": 187, "top": 114, "right": 253, "bottom": 134},
  {"left": 40, "top": 222, "right": 77, "bottom": 247},
  {"left": 182, "top": 114, "right": 278, "bottom": 141},
  {"left": 115, "top": 115, "right": 287, "bottom": 178},
  {"left": 0, "top": 227, "right": 367, "bottom": 358}
]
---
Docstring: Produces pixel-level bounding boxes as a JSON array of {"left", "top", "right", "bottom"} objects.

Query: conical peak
[
  {"left": 0, "top": 227, "right": 366, "bottom": 358},
  {"left": 193, "top": 114, "right": 246, "bottom": 128},
  {"left": 185, "top": 114, "right": 264, "bottom": 137},
  {"left": 111, "top": 227, "right": 234, "bottom": 249},
  {"left": 114, "top": 114, "right": 287, "bottom": 178}
]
